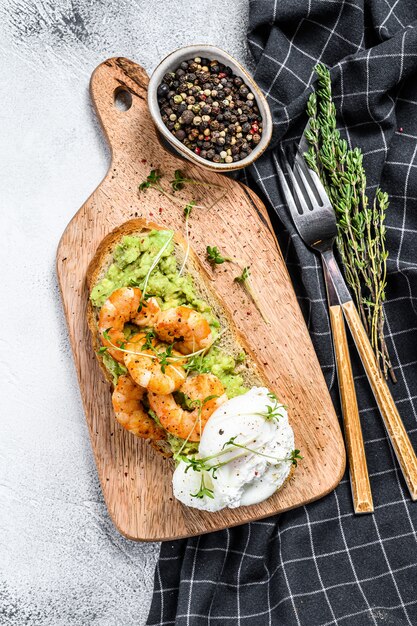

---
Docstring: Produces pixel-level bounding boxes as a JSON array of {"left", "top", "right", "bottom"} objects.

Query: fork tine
[
  {"left": 274, "top": 149, "right": 303, "bottom": 223},
  {"left": 293, "top": 158, "right": 319, "bottom": 208},
  {"left": 295, "top": 148, "right": 329, "bottom": 205},
  {"left": 279, "top": 148, "right": 310, "bottom": 215}
]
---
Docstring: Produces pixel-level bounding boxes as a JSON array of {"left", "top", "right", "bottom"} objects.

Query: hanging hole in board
[{"left": 114, "top": 87, "right": 133, "bottom": 112}]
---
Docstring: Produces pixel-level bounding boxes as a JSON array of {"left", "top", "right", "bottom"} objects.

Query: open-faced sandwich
[{"left": 87, "top": 219, "right": 297, "bottom": 512}]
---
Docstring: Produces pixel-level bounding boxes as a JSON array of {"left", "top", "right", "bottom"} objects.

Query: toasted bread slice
[
  {"left": 86, "top": 218, "right": 269, "bottom": 390},
  {"left": 86, "top": 218, "right": 294, "bottom": 483}
]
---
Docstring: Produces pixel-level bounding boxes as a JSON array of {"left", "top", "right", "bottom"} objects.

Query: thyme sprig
[{"left": 304, "top": 63, "right": 393, "bottom": 380}]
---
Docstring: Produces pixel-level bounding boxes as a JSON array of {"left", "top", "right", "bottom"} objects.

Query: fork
[{"left": 276, "top": 148, "right": 417, "bottom": 508}]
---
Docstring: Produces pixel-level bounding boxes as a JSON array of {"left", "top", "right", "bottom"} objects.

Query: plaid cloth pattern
[{"left": 147, "top": 1, "right": 417, "bottom": 624}]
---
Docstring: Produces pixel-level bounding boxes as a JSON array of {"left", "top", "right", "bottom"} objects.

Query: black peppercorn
[
  {"left": 157, "top": 83, "right": 169, "bottom": 99},
  {"left": 179, "top": 109, "right": 194, "bottom": 125},
  {"left": 157, "top": 56, "right": 263, "bottom": 164}
]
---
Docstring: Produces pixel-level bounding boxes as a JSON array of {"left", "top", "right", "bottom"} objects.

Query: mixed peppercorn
[{"left": 157, "top": 57, "right": 263, "bottom": 164}]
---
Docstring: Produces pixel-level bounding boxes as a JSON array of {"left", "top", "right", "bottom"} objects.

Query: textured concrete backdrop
[{"left": 0, "top": 1, "right": 252, "bottom": 624}]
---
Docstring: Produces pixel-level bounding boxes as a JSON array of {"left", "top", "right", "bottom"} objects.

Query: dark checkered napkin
[{"left": 147, "top": 1, "right": 417, "bottom": 624}]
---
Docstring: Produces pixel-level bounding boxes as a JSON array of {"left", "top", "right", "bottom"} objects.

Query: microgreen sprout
[
  {"left": 178, "top": 436, "right": 302, "bottom": 499},
  {"left": 139, "top": 169, "right": 207, "bottom": 210},
  {"left": 256, "top": 394, "right": 286, "bottom": 422},
  {"left": 190, "top": 473, "right": 215, "bottom": 499},
  {"left": 235, "top": 266, "right": 251, "bottom": 284},
  {"left": 136, "top": 293, "right": 155, "bottom": 313},
  {"left": 101, "top": 330, "right": 214, "bottom": 363},
  {"left": 173, "top": 391, "right": 196, "bottom": 412},
  {"left": 158, "top": 344, "right": 174, "bottom": 373},
  {"left": 179, "top": 202, "right": 195, "bottom": 277},
  {"left": 142, "top": 329, "right": 156, "bottom": 351},
  {"left": 141, "top": 231, "right": 174, "bottom": 299},
  {"left": 183, "top": 353, "right": 210, "bottom": 374},
  {"left": 290, "top": 449, "right": 303, "bottom": 466},
  {"left": 234, "top": 266, "right": 269, "bottom": 324},
  {"left": 170, "top": 169, "right": 224, "bottom": 192},
  {"left": 173, "top": 394, "right": 220, "bottom": 459},
  {"left": 206, "top": 245, "right": 234, "bottom": 266},
  {"left": 138, "top": 169, "right": 162, "bottom": 191}
]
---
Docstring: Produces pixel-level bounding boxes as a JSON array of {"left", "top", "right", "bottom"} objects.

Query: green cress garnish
[
  {"left": 256, "top": 393, "right": 287, "bottom": 422},
  {"left": 179, "top": 201, "right": 195, "bottom": 276},
  {"left": 183, "top": 353, "right": 211, "bottom": 374},
  {"left": 171, "top": 169, "right": 223, "bottom": 192},
  {"left": 234, "top": 266, "right": 269, "bottom": 324},
  {"left": 179, "top": 436, "right": 302, "bottom": 500},
  {"left": 173, "top": 394, "right": 221, "bottom": 460},
  {"left": 139, "top": 169, "right": 206, "bottom": 210},
  {"left": 190, "top": 473, "right": 215, "bottom": 500},
  {"left": 206, "top": 245, "right": 233, "bottom": 266}
]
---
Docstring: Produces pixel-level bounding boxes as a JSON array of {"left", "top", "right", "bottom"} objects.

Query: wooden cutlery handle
[
  {"left": 329, "top": 305, "right": 373, "bottom": 513},
  {"left": 342, "top": 300, "right": 417, "bottom": 500}
]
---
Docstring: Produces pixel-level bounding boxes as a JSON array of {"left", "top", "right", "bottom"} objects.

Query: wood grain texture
[
  {"left": 56, "top": 57, "right": 345, "bottom": 541},
  {"left": 342, "top": 300, "right": 417, "bottom": 500},
  {"left": 329, "top": 305, "right": 373, "bottom": 514}
]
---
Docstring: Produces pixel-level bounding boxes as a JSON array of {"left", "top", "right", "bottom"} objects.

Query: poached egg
[{"left": 172, "top": 387, "right": 294, "bottom": 511}]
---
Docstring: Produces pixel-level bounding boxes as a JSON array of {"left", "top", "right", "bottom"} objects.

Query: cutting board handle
[{"left": 90, "top": 57, "right": 150, "bottom": 156}]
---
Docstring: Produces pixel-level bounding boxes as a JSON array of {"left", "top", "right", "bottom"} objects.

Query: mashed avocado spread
[{"left": 90, "top": 229, "right": 248, "bottom": 399}]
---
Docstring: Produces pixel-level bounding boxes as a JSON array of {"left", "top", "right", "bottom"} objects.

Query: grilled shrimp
[
  {"left": 112, "top": 374, "right": 165, "bottom": 440},
  {"left": 148, "top": 374, "right": 227, "bottom": 442},
  {"left": 98, "top": 287, "right": 161, "bottom": 362},
  {"left": 154, "top": 306, "right": 213, "bottom": 355},
  {"left": 123, "top": 333, "right": 187, "bottom": 395}
]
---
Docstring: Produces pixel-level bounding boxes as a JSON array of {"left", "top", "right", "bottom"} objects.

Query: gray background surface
[{"left": 0, "top": 1, "right": 252, "bottom": 624}]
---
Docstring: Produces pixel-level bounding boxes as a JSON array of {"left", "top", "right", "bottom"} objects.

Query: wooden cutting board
[{"left": 57, "top": 57, "right": 345, "bottom": 541}]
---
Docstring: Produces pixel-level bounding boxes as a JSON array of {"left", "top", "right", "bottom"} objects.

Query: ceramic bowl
[{"left": 148, "top": 44, "right": 273, "bottom": 172}]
